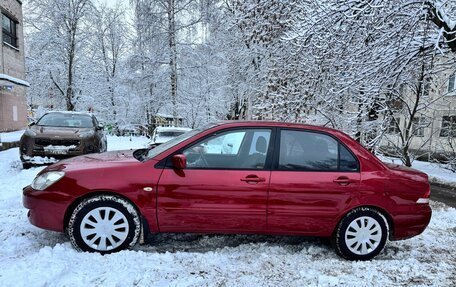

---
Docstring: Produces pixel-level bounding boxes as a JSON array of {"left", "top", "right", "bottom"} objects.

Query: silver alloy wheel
[
  {"left": 80, "top": 207, "right": 129, "bottom": 251},
  {"left": 344, "top": 216, "right": 382, "bottom": 255}
]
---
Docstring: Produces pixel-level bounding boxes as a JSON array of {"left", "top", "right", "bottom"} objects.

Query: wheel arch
[
  {"left": 336, "top": 205, "right": 395, "bottom": 240},
  {"left": 63, "top": 191, "right": 147, "bottom": 233}
]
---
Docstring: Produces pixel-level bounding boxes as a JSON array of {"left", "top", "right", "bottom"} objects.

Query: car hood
[
  {"left": 31, "top": 125, "right": 93, "bottom": 138},
  {"left": 45, "top": 150, "right": 140, "bottom": 172}
]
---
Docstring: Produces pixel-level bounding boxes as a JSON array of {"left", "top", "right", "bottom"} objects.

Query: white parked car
[{"left": 148, "top": 127, "right": 192, "bottom": 147}]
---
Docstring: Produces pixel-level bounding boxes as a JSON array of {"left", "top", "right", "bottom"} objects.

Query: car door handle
[
  {"left": 241, "top": 175, "right": 266, "bottom": 183},
  {"left": 333, "top": 177, "right": 355, "bottom": 185}
]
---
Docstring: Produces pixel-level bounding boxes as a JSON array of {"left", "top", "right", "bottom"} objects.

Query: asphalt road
[{"left": 430, "top": 183, "right": 456, "bottom": 208}]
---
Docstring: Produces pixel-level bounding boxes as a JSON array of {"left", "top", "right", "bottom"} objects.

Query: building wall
[
  {"left": 0, "top": 0, "right": 27, "bottom": 132},
  {"left": 381, "top": 56, "right": 456, "bottom": 157}
]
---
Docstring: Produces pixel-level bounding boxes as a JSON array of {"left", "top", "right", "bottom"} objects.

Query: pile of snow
[
  {"left": 0, "top": 137, "right": 455, "bottom": 286},
  {"left": 411, "top": 160, "right": 456, "bottom": 187},
  {"left": 0, "top": 130, "right": 24, "bottom": 143},
  {"left": 22, "top": 155, "right": 58, "bottom": 164}
]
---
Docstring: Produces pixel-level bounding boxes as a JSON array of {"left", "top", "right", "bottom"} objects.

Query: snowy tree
[
  {"left": 222, "top": 0, "right": 300, "bottom": 120},
  {"left": 129, "top": 0, "right": 203, "bottom": 123},
  {"left": 25, "top": 0, "right": 93, "bottom": 111},
  {"left": 23, "top": 0, "right": 456, "bottom": 163},
  {"left": 87, "top": 3, "right": 129, "bottom": 127},
  {"left": 271, "top": 0, "right": 456, "bottom": 166}
]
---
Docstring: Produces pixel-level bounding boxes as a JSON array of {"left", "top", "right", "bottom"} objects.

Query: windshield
[
  {"left": 37, "top": 113, "right": 94, "bottom": 128},
  {"left": 145, "top": 124, "right": 215, "bottom": 160}
]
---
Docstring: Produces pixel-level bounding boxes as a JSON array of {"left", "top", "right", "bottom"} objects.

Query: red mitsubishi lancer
[{"left": 23, "top": 121, "right": 432, "bottom": 260}]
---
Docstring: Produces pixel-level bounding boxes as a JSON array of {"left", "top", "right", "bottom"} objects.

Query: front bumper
[
  {"left": 20, "top": 137, "right": 99, "bottom": 163},
  {"left": 22, "top": 185, "right": 74, "bottom": 232},
  {"left": 20, "top": 153, "right": 83, "bottom": 165}
]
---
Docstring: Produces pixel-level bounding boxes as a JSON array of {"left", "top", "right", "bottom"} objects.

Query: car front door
[
  {"left": 156, "top": 128, "right": 274, "bottom": 233},
  {"left": 268, "top": 129, "right": 361, "bottom": 235}
]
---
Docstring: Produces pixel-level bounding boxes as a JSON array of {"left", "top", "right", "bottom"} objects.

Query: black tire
[
  {"left": 22, "top": 162, "right": 33, "bottom": 169},
  {"left": 332, "top": 207, "right": 388, "bottom": 260},
  {"left": 67, "top": 195, "right": 141, "bottom": 254}
]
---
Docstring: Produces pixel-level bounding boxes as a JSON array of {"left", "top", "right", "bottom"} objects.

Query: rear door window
[{"left": 278, "top": 130, "right": 358, "bottom": 172}]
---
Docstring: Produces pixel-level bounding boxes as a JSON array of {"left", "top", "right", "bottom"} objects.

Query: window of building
[
  {"left": 2, "top": 13, "right": 17, "bottom": 48},
  {"left": 440, "top": 116, "right": 456, "bottom": 137},
  {"left": 387, "top": 118, "right": 400, "bottom": 134},
  {"left": 387, "top": 97, "right": 404, "bottom": 112},
  {"left": 412, "top": 117, "right": 429, "bottom": 137},
  {"left": 448, "top": 73, "right": 456, "bottom": 94},
  {"left": 422, "top": 79, "right": 431, "bottom": 98}
]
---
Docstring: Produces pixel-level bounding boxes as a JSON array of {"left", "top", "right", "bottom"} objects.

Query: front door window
[{"left": 183, "top": 129, "right": 271, "bottom": 169}]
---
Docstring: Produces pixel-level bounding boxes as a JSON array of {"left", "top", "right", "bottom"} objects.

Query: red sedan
[{"left": 23, "top": 121, "right": 432, "bottom": 260}]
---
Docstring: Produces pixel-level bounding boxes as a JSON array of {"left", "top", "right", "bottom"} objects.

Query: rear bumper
[
  {"left": 22, "top": 185, "right": 74, "bottom": 232},
  {"left": 392, "top": 204, "right": 432, "bottom": 240}
]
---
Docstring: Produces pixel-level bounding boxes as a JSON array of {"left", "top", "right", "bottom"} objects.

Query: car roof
[
  {"left": 211, "top": 120, "right": 341, "bottom": 134},
  {"left": 44, "top": 111, "right": 93, "bottom": 116}
]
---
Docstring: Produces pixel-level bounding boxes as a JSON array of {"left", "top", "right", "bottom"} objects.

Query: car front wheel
[
  {"left": 67, "top": 195, "right": 141, "bottom": 253},
  {"left": 332, "top": 207, "right": 388, "bottom": 260}
]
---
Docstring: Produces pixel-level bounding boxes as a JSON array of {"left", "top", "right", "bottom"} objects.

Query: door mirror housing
[
  {"left": 172, "top": 154, "right": 187, "bottom": 169},
  {"left": 96, "top": 124, "right": 104, "bottom": 131}
]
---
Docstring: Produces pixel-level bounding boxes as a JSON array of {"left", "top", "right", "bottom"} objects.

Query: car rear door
[
  {"left": 156, "top": 128, "right": 274, "bottom": 233},
  {"left": 267, "top": 129, "right": 360, "bottom": 235}
]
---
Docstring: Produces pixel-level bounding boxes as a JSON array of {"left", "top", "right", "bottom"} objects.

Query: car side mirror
[
  {"left": 28, "top": 121, "right": 36, "bottom": 127},
  {"left": 171, "top": 154, "right": 187, "bottom": 169},
  {"left": 96, "top": 124, "right": 104, "bottom": 131}
]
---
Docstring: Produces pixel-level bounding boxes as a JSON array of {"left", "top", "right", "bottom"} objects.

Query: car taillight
[{"left": 416, "top": 185, "right": 431, "bottom": 204}]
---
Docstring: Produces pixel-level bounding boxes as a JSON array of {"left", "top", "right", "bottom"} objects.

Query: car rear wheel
[
  {"left": 332, "top": 207, "right": 388, "bottom": 260},
  {"left": 67, "top": 195, "right": 141, "bottom": 254}
]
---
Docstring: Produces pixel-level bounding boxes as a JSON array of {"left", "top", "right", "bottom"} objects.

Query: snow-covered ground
[
  {"left": 411, "top": 160, "right": 456, "bottom": 187},
  {"left": 0, "top": 136, "right": 455, "bottom": 286},
  {"left": 0, "top": 130, "right": 24, "bottom": 143}
]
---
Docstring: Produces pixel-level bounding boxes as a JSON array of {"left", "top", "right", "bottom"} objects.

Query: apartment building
[
  {"left": 0, "top": 0, "right": 28, "bottom": 132},
  {"left": 382, "top": 57, "right": 456, "bottom": 159}
]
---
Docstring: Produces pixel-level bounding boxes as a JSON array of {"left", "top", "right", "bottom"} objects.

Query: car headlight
[
  {"left": 79, "top": 130, "right": 95, "bottom": 138},
  {"left": 31, "top": 171, "right": 65, "bottom": 191}
]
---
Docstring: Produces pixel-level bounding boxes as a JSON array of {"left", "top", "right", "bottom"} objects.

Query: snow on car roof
[
  {"left": 45, "top": 111, "right": 93, "bottom": 116},
  {"left": 155, "top": 127, "right": 192, "bottom": 132}
]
